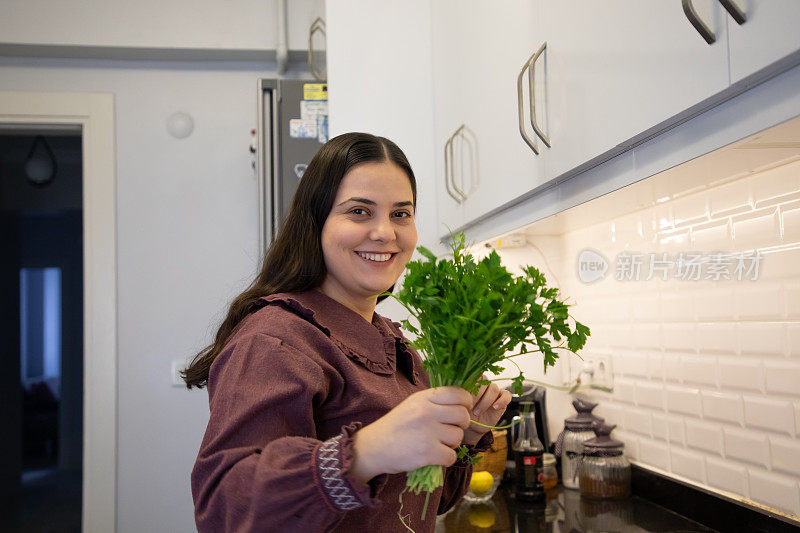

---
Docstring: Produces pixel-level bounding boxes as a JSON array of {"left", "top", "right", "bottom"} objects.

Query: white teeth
[{"left": 357, "top": 252, "right": 392, "bottom": 262}]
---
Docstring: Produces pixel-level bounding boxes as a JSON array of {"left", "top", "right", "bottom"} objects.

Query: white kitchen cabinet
[
  {"left": 434, "top": 1, "right": 734, "bottom": 239},
  {"left": 534, "top": 0, "right": 731, "bottom": 192},
  {"left": 431, "top": 0, "right": 546, "bottom": 240},
  {"left": 726, "top": 0, "right": 800, "bottom": 84}
]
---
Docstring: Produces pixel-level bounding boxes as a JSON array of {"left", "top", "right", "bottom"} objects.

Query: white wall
[
  {"left": 0, "top": 0, "right": 325, "bottom": 51},
  {"left": 0, "top": 55, "right": 312, "bottom": 531}
]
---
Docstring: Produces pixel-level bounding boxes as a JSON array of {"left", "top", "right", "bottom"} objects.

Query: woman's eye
[
  {"left": 394, "top": 211, "right": 412, "bottom": 219},
  {"left": 349, "top": 208, "right": 368, "bottom": 216}
]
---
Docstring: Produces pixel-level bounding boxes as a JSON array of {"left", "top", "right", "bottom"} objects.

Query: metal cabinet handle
[
  {"left": 517, "top": 51, "right": 540, "bottom": 154},
  {"left": 308, "top": 17, "right": 326, "bottom": 82},
  {"left": 682, "top": 0, "right": 716, "bottom": 44},
  {"left": 444, "top": 125, "right": 479, "bottom": 203},
  {"left": 718, "top": 0, "right": 746, "bottom": 25},
  {"left": 527, "top": 41, "right": 551, "bottom": 148},
  {"left": 444, "top": 129, "right": 466, "bottom": 203}
]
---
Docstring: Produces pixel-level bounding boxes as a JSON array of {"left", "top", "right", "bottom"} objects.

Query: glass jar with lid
[
  {"left": 557, "top": 399, "right": 603, "bottom": 489},
  {"left": 578, "top": 423, "right": 630, "bottom": 499}
]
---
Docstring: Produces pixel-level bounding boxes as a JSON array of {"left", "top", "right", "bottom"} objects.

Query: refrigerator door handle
[{"left": 308, "top": 17, "right": 327, "bottom": 82}]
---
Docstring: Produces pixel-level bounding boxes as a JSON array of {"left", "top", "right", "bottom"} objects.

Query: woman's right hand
[{"left": 349, "top": 387, "right": 473, "bottom": 484}]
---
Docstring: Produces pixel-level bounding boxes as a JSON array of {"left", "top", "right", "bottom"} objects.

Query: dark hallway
[{"left": 0, "top": 133, "right": 84, "bottom": 533}]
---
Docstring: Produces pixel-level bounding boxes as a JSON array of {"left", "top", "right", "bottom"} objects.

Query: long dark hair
[{"left": 181, "top": 132, "right": 417, "bottom": 388}]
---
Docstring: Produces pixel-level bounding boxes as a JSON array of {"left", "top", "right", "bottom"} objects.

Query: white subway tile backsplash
[
  {"left": 662, "top": 323, "right": 697, "bottom": 353},
  {"left": 769, "top": 436, "right": 800, "bottom": 477},
  {"left": 647, "top": 354, "right": 664, "bottom": 381},
  {"left": 732, "top": 208, "right": 781, "bottom": 249},
  {"left": 724, "top": 427, "right": 769, "bottom": 468},
  {"left": 760, "top": 249, "right": 800, "bottom": 281},
  {"left": 735, "top": 284, "right": 785, "bottom": 320},
  {"left": 691, "top": 220, "right": 730, "bottom": 247},
  {"left": 612, "top": 378, "right": 637, "bottom": 404},
  {"left": 694, "top": 288, "right": 735, "bottom": 321},
  {"left": 747, "top": 468, "right": 800, "bottom": 517},
  {"left": 638, "top": 438, "right": 670, "bottom": 470},
  {"left": 631, "top": 293, "right": 660, "bottom": 321},
  {"left": 624, "top": 408, "right": 653, "bottom": 436},
  {"left": 786, "top": 282, "right": 800, "bottom": 319},
  {"left": 662, "top": 355, "right": 682, "bottom": 383},
  {"left": 673, "top": 194, "right": 709, "bottom": 228},
  {"left": 702, "top": 391, "right": 743, "bottom": 425},
  {"left": 796, "top": 402, "right": 800, "bottom": 435},
  {"left": 670, "top": 447, "right": 706, "bottom": 484},
  {"left": 782, "top": 202, "right": 800, "bottom": 241},
  {"left": 636, "top": 381, "right": 665, "bottom": 410},
  {"left": 706, "top": 456, "right": 748, "bottom": 497},
  {"left": 753, "top": 161, "right": 800, "bottom": 204},
  {"left": 666, "top": 386, "right": 702, "bottom": 417},
  {"left": 738, "top": 322, "right": 785, "bottom": 357},
  {"left": 718, "top": 357, "right": 764, "bottom": 393},
  {"left": 697, "top": 323, "right": 738, "bottom": 355},
  {"left": 594, "top": 402, "right": 624, "bottom": 427},
  {"left": 667, "top": 416, "right": 686, "bottom": 445},
  {"left": 681, "top": 355, "right": 718, "bottom": 387},
  {"left": 744, "top": 395, "right": 796, "bottom": 436},
  {"left": 651, "top": 413, "right": 668, "bottom": 440},
  {"left": 612, "top": 429, "right": 639, "bottom": 461},
  {"left": 660, "top": 291, "right": 694, "bottom": 323},
  {"left": 522, "top": 161, "right": 800, "bottom": 518},
  {"left": 685, "top": 419, "right": 724, "bottom": 455},
  {"left": 789, "top": 323, "right": 800, "bottom": 359},
  {"left": 764, "top": 361, "right": 800, "bottom": 397},
  {"left": 630, "top": 324, "right": 662, "bottom": 350},
  {"left": 614, "top": 351, "right": 649, "bottom": 378}
]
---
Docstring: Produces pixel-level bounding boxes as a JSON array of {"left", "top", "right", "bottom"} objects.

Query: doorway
[
  {"left": 0, "top": 92, "right": 117, "bottom": 532},
  {"left": 1, "top": 131, "right": 84, "bottom": 531}
]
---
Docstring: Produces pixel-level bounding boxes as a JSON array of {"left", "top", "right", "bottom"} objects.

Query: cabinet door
[
  {"left": 432, "top": 0, "right": 546, "bottom": 238},
  {"left": 727, "top": 0, "right": 800, "bottom": 83},
  {"left": 537, "top": 0, "right": 731, "bottom": 182},
  {"left": 431, "top": 0, "right": 467, "bottom": 237}
]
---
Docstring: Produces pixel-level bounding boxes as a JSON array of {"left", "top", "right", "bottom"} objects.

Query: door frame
[{"left": 0, "top": 91, "right": 117, "bottom": 532}]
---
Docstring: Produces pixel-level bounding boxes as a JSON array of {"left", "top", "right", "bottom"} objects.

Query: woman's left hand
[{"left": 462, "top": 376, "right": 513, "bottom": 446}]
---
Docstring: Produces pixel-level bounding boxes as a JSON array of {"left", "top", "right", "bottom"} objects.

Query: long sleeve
[
  {"left": 191, "top": 332, "right": 385, "bottom": 532},
  {"left": 436, "top": 431, "right": 494, "bottom": 515}
]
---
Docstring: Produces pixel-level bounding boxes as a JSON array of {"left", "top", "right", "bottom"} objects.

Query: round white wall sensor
[{"left": 166, "top": 112, "right": 194, "bottom": 139}]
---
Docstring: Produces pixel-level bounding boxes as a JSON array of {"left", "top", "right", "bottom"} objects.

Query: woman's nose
[{"left": 368, "top": 215, "right": 395, "bottom": 242}]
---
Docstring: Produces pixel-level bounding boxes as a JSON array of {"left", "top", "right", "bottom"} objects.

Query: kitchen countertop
[{"left": 435, "top": 484, "right": 718, "bottom": 533}]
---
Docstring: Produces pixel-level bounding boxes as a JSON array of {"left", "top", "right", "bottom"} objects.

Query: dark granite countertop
[{"left": 435, "top": 484, "right": 718, "bottom": 533}]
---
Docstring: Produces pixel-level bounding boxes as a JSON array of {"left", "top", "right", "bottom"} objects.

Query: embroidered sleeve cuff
[
  {"left": 455, "top": 431, "right": 494, "bottom": 466},
  {"left": 313, "top": 422, "right": 386, "bottom": 513}
]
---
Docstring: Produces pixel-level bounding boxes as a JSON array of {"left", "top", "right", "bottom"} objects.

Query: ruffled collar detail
[{"left": 258, "top": 291, "right": 419, "bottom": 383}]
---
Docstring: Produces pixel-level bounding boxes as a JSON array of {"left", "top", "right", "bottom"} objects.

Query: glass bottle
[{"left": 512, "top": 402, "right": 545, "bottom": 502}]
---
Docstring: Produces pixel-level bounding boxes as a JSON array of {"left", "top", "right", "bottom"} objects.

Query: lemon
[
  {"left": 469, "top": 471, "right": 494, "bottom": 494},
  {"left": 467, "top": 505, "right": 496, "bottom": 528}
]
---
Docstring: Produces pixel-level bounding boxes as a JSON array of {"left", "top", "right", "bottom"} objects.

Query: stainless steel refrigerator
[{"left": 257, "top": 79, "right": 328, "bottom": 254}]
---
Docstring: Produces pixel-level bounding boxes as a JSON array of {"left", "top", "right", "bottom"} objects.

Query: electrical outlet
[
  {"left": 171, "top": 360, "right": 186, "bottom": 387},
  {"left": 586, "top": 354, "right": 613, "bottom": 389}
]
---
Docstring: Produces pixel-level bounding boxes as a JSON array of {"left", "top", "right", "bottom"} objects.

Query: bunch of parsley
[{"left": 388, "top": 232, "right": 589, "bottom": 525}]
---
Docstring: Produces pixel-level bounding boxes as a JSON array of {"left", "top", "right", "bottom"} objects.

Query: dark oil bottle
[{"left": 513, "top": 402, "right": 545, "bottom": 502}]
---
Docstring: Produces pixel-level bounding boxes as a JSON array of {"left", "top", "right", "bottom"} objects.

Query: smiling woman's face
[{"left": 319, "top": 160, "right": 417, "bottom": 313}]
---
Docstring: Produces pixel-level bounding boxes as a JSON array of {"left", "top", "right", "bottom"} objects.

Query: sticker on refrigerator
[
  {"left": 317, "top": 115, "right": 328, "bottom": 144},
  {"left": 301, "top": 100, "right": 328, "bottom": 119},
  {"left": 303, "top": 83, "right": 328, "bottom": 101},
  {"left": 289, "top": 118, "right": 317, "bottom": 138},
  {"left": 293, "top": 164, "right": 308, "bottom": 178}
]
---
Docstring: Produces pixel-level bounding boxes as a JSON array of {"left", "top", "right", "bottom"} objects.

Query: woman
[{"left": 184, "top": 132, "right": 511, "bottom": 531}]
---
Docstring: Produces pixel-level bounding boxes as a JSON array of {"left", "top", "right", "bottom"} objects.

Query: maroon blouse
[{"left": 190, "top": 290, "right": 492, "bottom": 532}]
